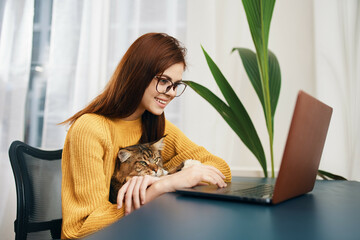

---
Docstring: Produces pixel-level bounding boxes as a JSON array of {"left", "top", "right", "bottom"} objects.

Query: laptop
[{"left": 176, "top": 90, "right": 333, "bottom": 204}]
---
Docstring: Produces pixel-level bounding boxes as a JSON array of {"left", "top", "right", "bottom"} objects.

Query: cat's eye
[{"left": 139, "top": 161, "right": 148, "bottom": 167}]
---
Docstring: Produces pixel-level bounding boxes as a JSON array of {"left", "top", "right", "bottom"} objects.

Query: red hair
[{"left": 62, "top": 33, "right": 187, "bottom": 143}]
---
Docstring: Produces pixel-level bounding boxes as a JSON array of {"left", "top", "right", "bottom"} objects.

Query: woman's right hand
[
  {"left": 118, "top": 164, "right": 227, "bottom": 216},
  {"left": 117, "top": 175, "right": 160, "bottom": 215},
  {"left": 157, "top": 164, "right": 227, "bottom": 192}
]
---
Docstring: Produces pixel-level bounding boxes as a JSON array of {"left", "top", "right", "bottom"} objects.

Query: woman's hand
[
  {"left": 117, "top": 175, "right": 160, "bottom": 216},
  {"left": 157, "top": 164, "right": 227, "bottom": 193},
  {"left": 117, "top": 165, "right": 226, "bottom": 216}
]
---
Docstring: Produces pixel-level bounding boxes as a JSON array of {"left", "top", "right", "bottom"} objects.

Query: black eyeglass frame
[{"left": 154, "top": 76, "right": 187, "bottom": 97}]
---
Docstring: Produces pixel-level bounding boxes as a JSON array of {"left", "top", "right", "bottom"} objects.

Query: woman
[{"left": 61, "top": 32, "right": 231, "bottom": 239}]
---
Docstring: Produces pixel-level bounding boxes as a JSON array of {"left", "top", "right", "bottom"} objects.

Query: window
[
  {"left": 0, "top": 0, "right": 5, "bottom": 39},
  {"left": 24, "top": 0, "right": 53, "bottom": 147}
]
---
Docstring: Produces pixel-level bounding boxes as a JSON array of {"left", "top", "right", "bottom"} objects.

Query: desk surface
[{"left": 85, "top": 177, "right": 360, "bottom": 240}]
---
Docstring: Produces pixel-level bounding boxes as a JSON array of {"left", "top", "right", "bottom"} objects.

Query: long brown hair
[{"left": 62, "top": 33, "right": 187, "bottom": 143}]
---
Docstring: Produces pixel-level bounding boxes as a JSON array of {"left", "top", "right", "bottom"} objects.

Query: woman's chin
[{"left": 148, "top": 108, "right": 165, "bottom": 116}]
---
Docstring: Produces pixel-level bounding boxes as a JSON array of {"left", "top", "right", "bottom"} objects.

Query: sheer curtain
[
  {"left": 42, "top": 0, "right": 186, "bottom": 149},
  {"left": 314, "top": 0, "right": 360, "bottom": 180},
  {"left": 0, "top": 0, "right": 34, "bottom": 238},
  {"left": 41, "top": 0, "right": 110, "bottom": 149}
]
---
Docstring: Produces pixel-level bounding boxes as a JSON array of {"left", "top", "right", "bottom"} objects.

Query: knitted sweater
[{"left": 61, "top": 113, "right": 232, "bottom": 239}]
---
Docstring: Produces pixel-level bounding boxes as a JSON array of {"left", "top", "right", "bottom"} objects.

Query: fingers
[
  {"left": 139, "top": 175, "right": 150, "bottom": 205},
  {"left": 139, "top": 175, "right": 160, "bottom": 204},
  {"left": 124, "top": 176, "right": 138, "bottom": 215},
  {"left": 203, "top": 172, "right": 227, "bottom": 188},
  {"left": 201, "top": 165, "right": 227, "bottom": 187},
  {"left": 184, "top": 164, "right": 227, "bottom": 188},
  {"left": 117, "top": 180, "right": 130, "bottom": 209},
  {"left": 132, "top": 178, "right": 141, "bottom": 210},
  {"left": 117, "top": 175, "right": 160, "bottom": 215}
]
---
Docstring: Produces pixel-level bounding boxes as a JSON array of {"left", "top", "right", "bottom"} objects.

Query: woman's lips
[{"left": 155, "top": 97, "right": 167, "bottom": 107}]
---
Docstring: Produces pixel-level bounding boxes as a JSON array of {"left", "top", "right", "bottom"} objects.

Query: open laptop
[{"left": 176, "top": 90, "right": 333, "bottom": 204}]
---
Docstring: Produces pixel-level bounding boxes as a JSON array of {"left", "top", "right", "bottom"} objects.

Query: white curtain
[
  {"left": 314, "top": 0, "right": 360, "bottom": 180},
  {"left": 42, "top": 0, "right": 111, "bottom": 149},
  {"left": 42, "top": 0, "right": 186, "bottom": 149},
  {"left": 0, "top": 0, "right": 34, "bottom": 238},
  {"left": 0, "top": 0, "right": 186, "bottom": 238}
]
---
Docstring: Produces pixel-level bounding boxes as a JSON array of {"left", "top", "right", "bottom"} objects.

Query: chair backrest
[{"left": 9, "top": 141, "right": 63, "bottom": 240}]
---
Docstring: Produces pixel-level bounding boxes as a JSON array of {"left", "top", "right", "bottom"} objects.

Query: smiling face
[{"left": 125, "top": 63, "right": 184, "bottom": 120}]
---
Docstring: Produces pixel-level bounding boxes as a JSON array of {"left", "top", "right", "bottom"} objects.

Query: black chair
[{"left": 9, "top": 141, "right": 63, "bottom": 240}]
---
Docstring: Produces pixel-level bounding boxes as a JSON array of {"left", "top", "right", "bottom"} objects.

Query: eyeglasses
[{"left": 154, "top": 76, "right": 187, "bottom": 97}]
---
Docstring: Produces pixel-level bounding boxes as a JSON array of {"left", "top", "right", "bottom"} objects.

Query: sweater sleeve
[
  {"left": 61, "top": 115, "right": 124, "bottom": 239},
  {"left": 163, "top": 120, "right": 232, "bottom": 182}
]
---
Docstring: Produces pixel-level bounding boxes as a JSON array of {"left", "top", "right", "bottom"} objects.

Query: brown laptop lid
[{"left": 272, "top": 91, "right": 333, "bottom": 204}]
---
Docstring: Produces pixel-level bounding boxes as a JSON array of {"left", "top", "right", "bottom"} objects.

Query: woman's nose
[{"left": 166, "top": 86, "right": 177, "bottom": 97}]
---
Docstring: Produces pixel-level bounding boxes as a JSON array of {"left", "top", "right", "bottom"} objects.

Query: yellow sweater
[{"left": 61, "top": 113, "right": 231, "bottom": 239}]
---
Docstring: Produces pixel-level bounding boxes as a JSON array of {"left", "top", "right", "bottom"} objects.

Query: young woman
[{"left": 61, "top": 32, "right": 231, "bottom": 239}]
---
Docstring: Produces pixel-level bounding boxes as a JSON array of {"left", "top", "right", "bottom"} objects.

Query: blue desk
[{"left": 84, "top": 177, "right": 360, "bottom": 240}]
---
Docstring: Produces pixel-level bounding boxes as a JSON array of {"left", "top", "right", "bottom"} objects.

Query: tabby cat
[{"left": 109, "top": 136, "right": 198, "bottom": 204}]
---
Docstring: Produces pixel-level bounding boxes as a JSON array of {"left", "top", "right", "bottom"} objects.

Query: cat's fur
[{"left": 109, "top": 136, "right": 199, "bottom": 203}]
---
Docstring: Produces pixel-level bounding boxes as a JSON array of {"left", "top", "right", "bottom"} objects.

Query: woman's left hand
[{"left": 117, "top": 175, "right": 160, "bottom": 216}]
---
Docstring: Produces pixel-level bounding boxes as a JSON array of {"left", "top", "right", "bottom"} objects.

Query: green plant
[
  {"left": 317, "top": 170, "right": 347, "bottom": 180},
  {"left": 184, "top": 0, "right": 347, "bottom": 181},
  {"left": 184, "top": 0, "right": 280, "bottom": 178}
]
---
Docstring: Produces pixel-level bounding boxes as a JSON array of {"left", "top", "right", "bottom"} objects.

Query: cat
[{"left": 109, "top": 136, "right": 200, "bottom": 204}]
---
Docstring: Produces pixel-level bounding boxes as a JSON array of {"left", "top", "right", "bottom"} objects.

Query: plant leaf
[
  {"left": 201, "top": 46, "right": 241, "bottom": 112},
  {"left": 184, "top": 81, "right": 240, "bottom": 132},
  {"left": 242, "top": 0, "right": 277, "bottom": 178},
  {"left": 268, "top": 50, "right": 281, "bottom": 119},
  {"left": 242, "top": 0, "right": 275, "bottom": 56},
  {"left": 232, "top": 48, "right": 281, "bottom": 126},
  {"left": 201, "top": 47, "right": 261, "bottom": 143},
  {"left": 317, "top": 170, "right": 347, "bottom": 180},
  {"left": 184, "top": 80, "right": 268, "bottom": 177},
  {"left": 232, "top": 48, "right": 264, "bottom": 112},
  {"left": 242, "top": 0, "right": 276, "bottom": 135}
]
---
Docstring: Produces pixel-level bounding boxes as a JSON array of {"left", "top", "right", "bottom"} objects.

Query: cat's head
[{"left": 117, "top": 136, "right": 167, "bottom": 179}]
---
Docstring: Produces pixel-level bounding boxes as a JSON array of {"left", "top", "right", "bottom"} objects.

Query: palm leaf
[
  {"left": 183, "top": 81, "right": 242, "bottom": 134},
  {"left": 232, "top": 48, "right": 264, "bottom": 113},
  {"left": 242, "top": 0, "right": 276, "bottom": 135},
  {"left": 268, "top": 50, "right": 281, "bottom": 119},
  {"left": 317, "top": 170, "right": 347, "bottom": 180},
  {"left": 184, "top": 81, "right": 268, "bottom": 176},
  {"left": 242, "top": 0, "right": 275, "bottom": 57},
  {"left": 232, "top": 48, "right": 281, "bottom": 124},
  {"left": 232, "top": 48, "right": 265, "bottom": 108},
  {"left": 242, "top": 0, "right": 276, "bottom": 177},
  {"left": 201, "top": 46, "right": 242, "bottom": 112}
]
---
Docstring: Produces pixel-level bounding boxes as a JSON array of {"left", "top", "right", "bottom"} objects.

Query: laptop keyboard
[{"left": 229, "top": 184, "right": 274, "bottom": 199}]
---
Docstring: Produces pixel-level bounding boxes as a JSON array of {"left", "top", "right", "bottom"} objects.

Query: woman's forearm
[{"left": 144, "top": 177, "right": 174, "bottom": 204}]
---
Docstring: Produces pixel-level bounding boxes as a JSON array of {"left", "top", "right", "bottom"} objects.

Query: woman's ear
[{"left": 118, "top": 149, "right": 132, "bottom": 163}]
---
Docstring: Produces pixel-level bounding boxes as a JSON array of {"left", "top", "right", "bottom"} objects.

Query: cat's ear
[
  {"left": 152, "top": 135, "right": 166, "bottom": 151},
  {"left": 118, "top": 149, "right": 132, "bottom": 163}
]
